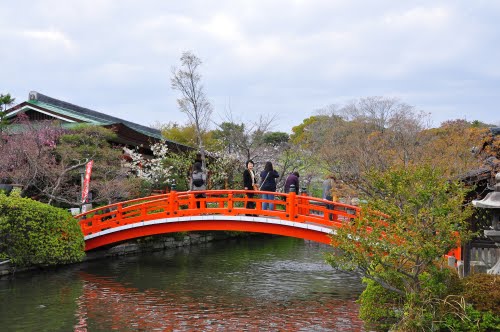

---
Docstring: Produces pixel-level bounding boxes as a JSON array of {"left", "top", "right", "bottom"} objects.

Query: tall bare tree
[
  {"left": 289, "top": 98, "right": 433, "bottom": 197},
  {"left": 171, "top": 51, "right": 213, "bottom": 167}
]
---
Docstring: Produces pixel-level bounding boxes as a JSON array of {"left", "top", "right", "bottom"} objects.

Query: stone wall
[{"left": 84, "top": 232, "right": 231, "bottom": 260}]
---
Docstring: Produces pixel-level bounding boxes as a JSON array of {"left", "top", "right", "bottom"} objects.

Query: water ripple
[{"left": 1, "top": 236, "right": 367, "bottom": 331}]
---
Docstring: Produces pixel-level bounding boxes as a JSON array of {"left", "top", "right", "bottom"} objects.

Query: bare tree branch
[{"left": 171, "top": 51, "right": 213, "bottom": 167}]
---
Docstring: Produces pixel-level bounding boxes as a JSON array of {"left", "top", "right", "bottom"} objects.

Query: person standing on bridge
[
  {"left": 190, "top": 161, "right": 207, "bottom": 209},
  {"left": 188, "top": 153, "right": 209, "bottom": 189},
  {"left": 243, "top": 160, "right": 257, "bottom": 213},
  {"left": 284, "top": 171, "right": 300, "bottom": 194},
  {"left": 260, "top": 161, "right": 280, "bottom": 211},
  {"left": 322, "top": 175, "right": 335, "bottom": 221}
]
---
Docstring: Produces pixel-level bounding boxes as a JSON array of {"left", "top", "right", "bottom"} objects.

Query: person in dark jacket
[
  {"left": 187, "top": 153, "right": 203, "bottom": 178},
  {"left": 322, "top": 175, "right": 335, "bottom": 221},
  {"left": 190, "top": 161, "right": 206, "bottom": 208},
  {"left": 243, "top": 160, "right": 257, "bottom": 212},
  {"left": 284, "top": 171, "right": 300, "bottom": 194},
  {"left": 260, "top": 161, "right": 280, "bottom": 210}
]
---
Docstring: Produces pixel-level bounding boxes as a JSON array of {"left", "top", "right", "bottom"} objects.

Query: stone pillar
[{"left": 472, "top": 172, "right": 500, "bottom": 275}]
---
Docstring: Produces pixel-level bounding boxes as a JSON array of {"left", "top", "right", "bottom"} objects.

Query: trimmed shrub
[{"left": 0, "top": 191, "right": 85, "bottom": 267}]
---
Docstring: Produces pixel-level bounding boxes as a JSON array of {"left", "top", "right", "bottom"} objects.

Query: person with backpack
[{"left": 190, "top": 161, "right": 206, "bottom": 209}]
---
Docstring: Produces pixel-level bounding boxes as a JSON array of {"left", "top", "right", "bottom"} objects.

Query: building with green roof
[{"left": 5, "top": 91, "right": 192, "bottom": 153}]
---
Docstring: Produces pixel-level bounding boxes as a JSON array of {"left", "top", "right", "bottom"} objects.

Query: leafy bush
[
  {"left": 0, "top": 191, "right": 85, "bottom": 267},
  {"left": 461, "top": 273, "right": 499, "bottom": 314},
  {"left": 435, "top": 273, "right": 500, "bottom": 331},
  {"left": 358, "top": 266, "right": 499, "bottom": 331},
  {"left": 438, "top": 303, "right": 500, "bottom": 332},
  {"left": 358, "top": 277, "right": 404, "bottom": 331},
  {"left": 419, "top": 266, "right": 463, "bottom": 300},
  {"left": 392, "top": 268, "right": 463, "bottom": 330}
]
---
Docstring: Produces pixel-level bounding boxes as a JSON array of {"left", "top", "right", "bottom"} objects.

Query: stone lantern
[{"left": 472, "top": 172, "right": 500, "bottom": 274}]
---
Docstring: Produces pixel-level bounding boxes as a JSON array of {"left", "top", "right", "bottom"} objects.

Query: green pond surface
[{"left": 0, "top": 235, "right": 367, "bottom": 331}]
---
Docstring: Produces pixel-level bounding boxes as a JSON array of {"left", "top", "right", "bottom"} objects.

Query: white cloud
[
  {"left": 1, "top": 0, "right": 499, "bottom": 131},
  {"left": 19, "top": 28, "right": 76, "bottom": 53},
  {"left": 203, "top": 14, "right": 242, "bottom": 43},
  {"left": 87, "top": 63, "right": 145, "bottom": 85},
  {"left": 383, "top": 6, "right": 452, "bottom": 28}
]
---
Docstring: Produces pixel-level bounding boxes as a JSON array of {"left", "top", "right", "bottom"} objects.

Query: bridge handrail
[
  {"left": 75, "top": 190, "right": 361, "bottom": 237},
  {"left": 77, "top": 193, "right": 170, "bottom": 218}
]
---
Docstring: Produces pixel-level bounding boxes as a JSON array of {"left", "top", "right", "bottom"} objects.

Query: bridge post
[
  {"left": 116, "top": 203, "right": 123, "bottom": 222},
  {"left": 287, "top": 191, "right": 298, "bottom": 221},
  {"left": 140, "top": 201, "right": 147, "bottom": 218},
  {"left": 299, "top": 187, "right": 308, "bottom": 217},
  {"left": 227, "top": 192, "right": 234, "bottom": 213},
  {"left": 169, "top": 189, "right": 178, "bottom": 215}
]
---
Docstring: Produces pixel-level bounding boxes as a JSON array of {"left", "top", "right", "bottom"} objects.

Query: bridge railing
[{"left": 76, "top": 190, "right": 361, "bottom": 237}]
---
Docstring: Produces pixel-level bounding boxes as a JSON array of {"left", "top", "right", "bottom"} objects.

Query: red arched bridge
[
  {"left": 76, "top": 190, "right": 359, "bottom": 251},
  {"left": 76, "top": 189, "right": 462, "bottom": 261}
]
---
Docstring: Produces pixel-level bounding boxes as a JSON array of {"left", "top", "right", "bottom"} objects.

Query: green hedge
[
  {"left": 358, "top": 268, "right": 500, "bottom": 331},
  {"left": 436, "top": 273, "right": 500, "bottom": 331},
  {"left": 0, "top": 191, "right": 85, "bottom": 267},
  {"left": 359, "top": 276, "right": 404, "bottom": 331}
]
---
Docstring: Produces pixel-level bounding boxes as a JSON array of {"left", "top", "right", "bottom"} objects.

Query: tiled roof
[
  {"left": 29, "top": 92, "right": 165, "bottom": 140},
  {"left": 27, "top": 100, "right": 106, "bottom": 124}
]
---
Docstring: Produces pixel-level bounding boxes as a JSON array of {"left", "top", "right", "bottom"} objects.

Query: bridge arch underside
[{"left": 83, "top": 216, "right": 335, "bottom": 251}]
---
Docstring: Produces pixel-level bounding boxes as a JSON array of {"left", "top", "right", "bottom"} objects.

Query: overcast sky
[{"left": 1, "top": 0, "right": 499, "bottom": 132}]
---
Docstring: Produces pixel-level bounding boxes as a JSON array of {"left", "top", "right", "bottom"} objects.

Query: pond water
[{"left": 0, "top": 235, "right": 367, "bottom": 331}]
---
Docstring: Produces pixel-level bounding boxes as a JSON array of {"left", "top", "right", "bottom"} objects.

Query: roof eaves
[
  {"left": 27, "top": 100, "right": 108, "bottom": 124},
  {"left": 23, "top": 91, "right": 193, "bottom": 149}
]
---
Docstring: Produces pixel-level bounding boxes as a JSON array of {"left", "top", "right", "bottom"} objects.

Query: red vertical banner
[{"left": 81, "top": 160, "right": 94, "bottom": 203}]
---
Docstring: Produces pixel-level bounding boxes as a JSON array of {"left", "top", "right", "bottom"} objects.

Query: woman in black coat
[
  {"left": 242, "top": 160, "right": 256, "bottom": 211},
  {"left": 260, "top": 161, "right": 279, "bottom": 210}
]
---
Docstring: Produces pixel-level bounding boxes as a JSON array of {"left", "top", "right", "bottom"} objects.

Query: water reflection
[
  {"left": 75, "top": 270, "right": 364, "bottom": 331},
  {"left": 2, "top": 236, "right": 367, "bottom": 331}
]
